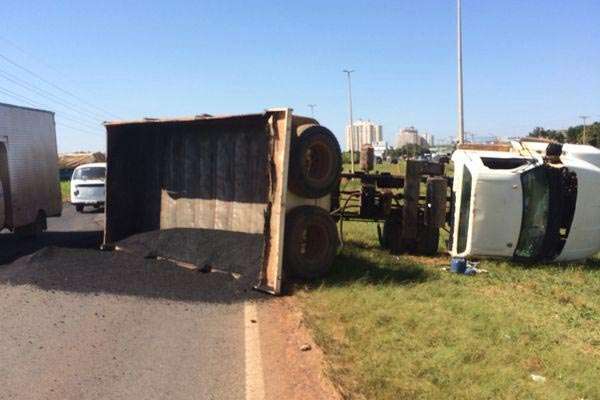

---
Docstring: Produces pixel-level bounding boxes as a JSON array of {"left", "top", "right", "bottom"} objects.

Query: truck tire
[
  {"left": 75, "top": 204, "right": 84, "bottom": 213},
  {"left": 284, "top": 205, "right": 338, "bottom": 280},
  {"left": 288, "top": 125, "right": 341, "bottom": 199},
  {"left": 14, "top": 211, "right": 46, "bottom": 237}
]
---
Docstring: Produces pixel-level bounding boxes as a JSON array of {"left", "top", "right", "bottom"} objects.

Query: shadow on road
[
  {"left": 0, "top": 222, "right": 269, "bottom": 304},
  {"left": 0, "top": 243, "right": 264, "bottom": 305},
  {"left": 0, "top": 231, "right": 102, "bottom": 265},
  {"left": 0, "top": 207, "right": 265, "bottom": 304}
]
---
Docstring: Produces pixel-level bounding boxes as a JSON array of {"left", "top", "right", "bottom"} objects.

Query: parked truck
[
  {"left": 449, "top": 140, "right": 600, "bottom": 262},
  {"left": 0, "top": 103, "right": 62, "bottom": 235}
]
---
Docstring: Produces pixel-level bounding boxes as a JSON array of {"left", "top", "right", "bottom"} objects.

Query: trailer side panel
[{"left": 0, "top": 103, "right": 61, "bottom": 229}]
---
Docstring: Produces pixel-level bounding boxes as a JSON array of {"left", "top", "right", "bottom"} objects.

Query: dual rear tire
[
  {"left": 284, "top": 206, "right": 338, "bottom": 280},
  {"left": 284, "top": 124, "right": 342, "bottom": 280},
  {"left": 288, "top": 125, "right": 341, "bottom": 199}
]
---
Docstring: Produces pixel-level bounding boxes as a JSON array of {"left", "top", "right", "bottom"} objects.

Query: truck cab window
[
  {"left": 457, "top": 166, "right": 472, "bottom": 253},
  {"left": 514, "top": 167, "right": 550, "bottom": 259},
  {"left": 481, "top": 157, "right": 530, "bottom": 170}
]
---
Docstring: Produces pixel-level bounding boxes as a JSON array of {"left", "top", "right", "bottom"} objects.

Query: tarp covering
[{"left": 58, "top": 152, "right": 106, "bottom": 170}]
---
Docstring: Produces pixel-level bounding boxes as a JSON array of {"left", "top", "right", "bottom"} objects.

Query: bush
[{"left": 342, "top": 151, "right": 359, "bottom": 164}]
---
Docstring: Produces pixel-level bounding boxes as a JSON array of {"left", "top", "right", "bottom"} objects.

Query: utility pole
[
  {"left": 457, "top": 0, "right": 465, "bottom": 145},
  {"left": 580, "top": 115, "right": 590, "bottom": 144},
  {"left": 308, "top": 104, "right": 316, "bottom": 118},
  {"left": 413, "top": 130, "right": 418, "bottom": 159},
  {"left": 343, "top": 69, "right": 355, "bottom": 173}
]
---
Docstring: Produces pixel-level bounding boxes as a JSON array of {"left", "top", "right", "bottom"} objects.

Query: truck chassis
[{"left": 332, "top": 160, "right": 450, "bottom": 256}]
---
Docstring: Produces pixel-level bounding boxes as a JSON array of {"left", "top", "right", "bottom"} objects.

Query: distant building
[
  {"left": 395, "top": 127, "right": 430, "bottom": 148},
  {"left": 345, "top": 120, "right": 383, "bottom": 152},
  {"left": 372, "top": 141, "right": 389, "bottom": 160},
  {"left": 423, "top": 132, "right": 435, "bottom": 146}
]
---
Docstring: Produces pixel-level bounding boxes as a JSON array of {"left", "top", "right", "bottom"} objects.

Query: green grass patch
[
  {"left": 298, "top": 163, "right": 600, "bottom": 400},
  {"left": 60, "top": 180, "right": 70, "bottom": 203}
]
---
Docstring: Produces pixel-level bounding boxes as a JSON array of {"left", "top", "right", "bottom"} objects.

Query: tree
[
  {"left": 383, "top": 147, "right": 402, "bottom": 160},
  {"left": 566, "top": 123, "right": 600, "bottom": 147},
  {"left": 341, "top": 151, "right": 359, "bottom": 164},
  {"left": 589, "top": 123, "right": 600, "bottom": 147},
  {"left": 400, "top": 143, "right": 426, "bottom": 158},
  {"left": 529, "top": 127, "right": 565, "bottom": 143},
  {"left": 565, "top": 126, "right": 582, "bottom": 144},
  {"left": 529, "top": 122, "right": 600, "bottom": 147}
]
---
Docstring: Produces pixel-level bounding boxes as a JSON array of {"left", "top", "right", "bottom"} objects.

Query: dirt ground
[{"left": 258, "top": 297, "right": 342, "bottom": 400}]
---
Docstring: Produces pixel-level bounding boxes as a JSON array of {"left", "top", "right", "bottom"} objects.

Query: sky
[{"left": 1, "top": 0, "right": 599, "bottom": 153}]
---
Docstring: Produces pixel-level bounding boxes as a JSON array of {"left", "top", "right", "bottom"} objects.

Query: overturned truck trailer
[{"left": 103, "top": 108, "right": 341, "bottom": 294}]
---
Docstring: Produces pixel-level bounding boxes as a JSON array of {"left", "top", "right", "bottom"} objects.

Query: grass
[
  {"left": 60, "top": 180, "right": 70, "bottom": 203},
  {"left": 297, "top": 162, "right": 600, "bottom": 400}
]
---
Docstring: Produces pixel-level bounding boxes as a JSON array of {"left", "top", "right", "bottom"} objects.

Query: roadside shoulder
[{"left": 256, "top": 296, "right": 342, "bottom": 400}]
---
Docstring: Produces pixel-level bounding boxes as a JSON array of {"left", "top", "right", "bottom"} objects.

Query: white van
[
  {"left": 70, "top": 162, "right": 106, "bottom": 212},
  {"left": 450, "top": 140, "right": 600, "bottom": 262}
]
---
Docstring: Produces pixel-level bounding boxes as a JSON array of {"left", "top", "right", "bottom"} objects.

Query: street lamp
[
  {"left": 580, "top": 115, "right": 590, "bottom": 144},
  {"left": 308, "top": 104, "right": 316, "bottom": 117},
  {"left": 457, "top": 0, "right": 465, "bottom": 145},
  {"left": 343, "top": 69, "right": 355, "bottom": 173}
]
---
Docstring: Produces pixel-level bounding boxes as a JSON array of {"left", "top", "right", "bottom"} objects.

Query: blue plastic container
[{"left": 450, "top": 258, "right": 467, "bottom": 274}]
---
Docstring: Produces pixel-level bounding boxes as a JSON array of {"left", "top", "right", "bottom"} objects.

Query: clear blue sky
[{"left": 1, "top": 0, "right": 599, "bottom": 152}]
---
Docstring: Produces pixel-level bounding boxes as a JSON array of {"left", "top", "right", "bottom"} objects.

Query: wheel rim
[
  {"left": 303, "top": 141, "right": 333, "bottom": 186},
  {"left": 300, "top": 221, "right": 329, "bottom": 263}
]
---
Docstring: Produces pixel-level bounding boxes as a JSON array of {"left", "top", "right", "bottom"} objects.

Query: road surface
[
  {"left": 0, "top": 205, "right": 337, "bottom": 400},
  {"left": 0, "top": 204, "right": 103, "bottom": 265}
]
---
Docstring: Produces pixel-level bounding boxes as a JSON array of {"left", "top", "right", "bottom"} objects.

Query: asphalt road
[
  {"left": 0, "top": 204, "right": 103, "bottom": 265},
  {"left": 0, "top": 204, "right": 260, "bottom": 400}
]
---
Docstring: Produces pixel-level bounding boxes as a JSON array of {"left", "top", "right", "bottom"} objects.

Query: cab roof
[{"left": 74, "top": 162, "right": 106, "bottom": 169}]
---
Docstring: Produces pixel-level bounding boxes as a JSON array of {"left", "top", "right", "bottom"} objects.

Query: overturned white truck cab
[{"left": 450, "top": 140, "right": 600, "bottom": 262}]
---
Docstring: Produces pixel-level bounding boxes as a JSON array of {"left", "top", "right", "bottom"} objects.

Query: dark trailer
[{"left": 102, "top": 109, "right": 342, "bottom": 294}]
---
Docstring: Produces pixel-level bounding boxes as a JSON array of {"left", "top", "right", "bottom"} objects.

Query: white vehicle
[
  {"left": 450, "top": 140, "right": 600, "bottom": 262},
  {"left": 0, "top": 103, "right": 62, "bottom": 234},
  {"left": 70, "top": 162, "right": 106, "bottom": 212}
]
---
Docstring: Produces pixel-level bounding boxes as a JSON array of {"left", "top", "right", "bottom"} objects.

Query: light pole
[
  {"left": 457, "top": 0, "right": 465, "bottom": 145},
  {"left": 343, "top": 69, "right": 356, "bottom": 173},
  {"left": 413, "top": 130, "right": 418, "bottom": 159},
  {"left": 308, "top": 104, "right": 316, "bottom": 117},
  {"left": 580, "top": 115, "right": 590, "bottom": 144}
]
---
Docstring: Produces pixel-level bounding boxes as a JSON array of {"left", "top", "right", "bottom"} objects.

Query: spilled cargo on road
[{"left": 103, "top": 109, "right": 342, "bottom": 294}]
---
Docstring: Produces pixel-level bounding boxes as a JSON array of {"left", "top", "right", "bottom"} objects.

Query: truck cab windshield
[
  {"left": 74, "top": 167, "right": 106, "bottom": 181},
  {"left": 514, "top": 166, "right": 550, "bottom": 259}
]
